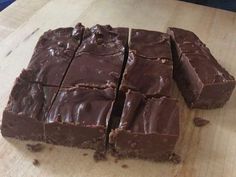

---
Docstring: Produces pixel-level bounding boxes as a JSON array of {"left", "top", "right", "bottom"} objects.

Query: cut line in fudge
[
  {"left": 112, "top": 28, "right": 173, "bottom": 117},
  {"left": 61, "top": 25, "right": 129, "bottom": 90},
  {"left": 167, "top": 27, "right": 236, "bottom": 108},
  {"left": 20, "top": 23, "right": 85, "bottom": 87},
  {"left": 45, "top": 25, "right": 129, "bottom": 151}
]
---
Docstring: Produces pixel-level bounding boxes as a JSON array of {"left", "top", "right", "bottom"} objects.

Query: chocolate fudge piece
[
  {"left": 120, "top": 52, "right": 173, "bottom": 97},
  {"left": 109, "top": 90, "right": 179, "bottom": 161},
  {"left": 21, "top": 23, "right": 84, "bottom": 87},
  {"left": 167, "top": 27, "right": 236, "bottom": 108},
  {"left": 130, "top": 29, "right": 172, "bottom": 60},
  {"left": 61, "top": 52, "right": 125, "bottom": 89},
  {"left": 45, "top": 87, "right": 115, "bottom": 149},
  {"left": 1, "top": 77, "right": 58, "bottom": 141},
  {"left": 62, "top": 25, "right": 129, "bottom": 89}
]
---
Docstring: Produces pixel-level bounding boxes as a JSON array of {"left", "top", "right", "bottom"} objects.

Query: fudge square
[
  {"left": 120, "top": 52, "right": 173, "bottom": 97},
  {"left": 167, "top": 27, "right": 236, "bottom": 108},
  {"left": 45, "top": 86, "right": 115, "bottom": 149},
  {"left": 1, "top": 77, "right": 58, "bottom": 141},
  {"left": 130, "top": 29, "right": 172, "bottom": 60},
  {"left": 20, "top": 23, "right": 85, "bottom": 87},
  {"left": 109, "top": 90, "right": 179, "bottom": 161},
  {"left": 62, "top": 25, "right": 129, "bottom": 89}
]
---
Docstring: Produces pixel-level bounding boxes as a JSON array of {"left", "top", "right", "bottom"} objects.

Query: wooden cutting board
[{"left": 0, "top": 0, "right": 236, "bottom": 176}]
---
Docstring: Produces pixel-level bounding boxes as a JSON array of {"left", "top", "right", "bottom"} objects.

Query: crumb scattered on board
[
  {"left": 169, "top": 153, "right": 181, "bottom": 164},
  {"left": 193, "top": 117, "right": 210, "bottom": 127},
  {"left": 114, "top": 158, "right": 119, "bottom": 163},
  {"left": 121, "top": 164, "right": 128, "bottom": 168},
  {"left": 33, "top": 159, "right": 40, "bottom": 166},
  {"left": 83, "top": 153, "right": 88, "bottom": 156},
  {"left": 26, "top": 143, "right": 44, "bottom": 152},
  {"left": 93, "top": 151, "right": 107, "bottom": 162}
]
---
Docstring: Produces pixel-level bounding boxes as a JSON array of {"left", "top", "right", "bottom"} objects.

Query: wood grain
[
  {"left": 0, "top": 0, "right": 51, "bottom": 41},
  {"left": 0, "top": 0, "right": 236, "bottom": 177}
]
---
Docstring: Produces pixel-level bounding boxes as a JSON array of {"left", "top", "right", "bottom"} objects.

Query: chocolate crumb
[
  {"left": 93, "top": 150, "right": 107, "bottom": 162},
  {"left": 193, "top": 117, "right": 210, "bottom": 127},
  {"left": 48, "top": 147, "right": 53, "bottom": 151},
  {"left": 121, "top": 164, "right": 128, "bottom": 168},
  {"left": 83, "top": 153, "right": 88, "bottom": 156},
  {"left": 33, "top": 159, "right": 40, "bottom": 166},
  {"left": 114, "top": 158, "right": 119, "bottom": 163},
  {"left": 109, "top": 146, "right": 122, "bottom": 159},
  {"left": 26, "top": 143, "right": 44, "bottom": 152},
  {"left": 169, "top": 153, "right": 181, "bottom": 164}
]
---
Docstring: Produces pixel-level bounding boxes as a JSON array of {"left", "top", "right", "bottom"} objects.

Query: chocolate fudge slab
[
  {"left": 21, "top": 23, "right": 84, "bottom": 87},
  {"left": 109, "top": 90, "right": 179, "bottom": 161},
  {"left": 1, "top": 77, "right": 58, "bottom": 141},
  {"left": 120, "top": 52, "right": 173, "bottom": 97},
  {"left": 62, "top": 25, "right": 129, "bottom": 89},
  {"left": 130, "top": 29, "right": 172, "bottom": 60},
  {"left": 45, "top": 87, "right": 115, "bottom": 149},
  {"left": 167, "top": 27, "right": 236, "bottom": 108}
]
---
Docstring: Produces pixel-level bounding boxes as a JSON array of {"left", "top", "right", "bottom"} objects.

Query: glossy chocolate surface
[
  {"left": 130, "top": 29, "right": 172, "bottom": 60},
  {"left": 62, "top": 52, "right": 124, "bottom": 88},
  {"left": 167, "top": 27, "right": 236, "bottom": 108},
  {"left": 119, "top": 91, "right": 179, "bottom": 134},
  {"left": 62, "top": 25, "right": 128, "bottom": 89},
  {"left": 77, "top": 25, "right": 128, "bottom": 55},
  {"left": 110, "top": 90, "right": 179, "bottom": 161},
  {"left": 47, "top": 87, "right": 115, "bottom": 126},
  {"left": 45, "top": 87, "right": 115, "bottom": 147},
  {"left": 22, "top": 23, "right": 84, "bottom": 86},
  {"left": 120, "top": 52, "right": 173, "bottom": 97},
  {"left": 1, "top": 77, "right": 58, "bottom": 141}
]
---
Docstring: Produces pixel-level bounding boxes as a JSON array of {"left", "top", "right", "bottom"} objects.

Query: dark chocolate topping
[
  {"left": 47, "top": 87, "right": 115, "bottom": 127},
  {"left": 130, "top": 29, "right": 172, "bottom": 60}
]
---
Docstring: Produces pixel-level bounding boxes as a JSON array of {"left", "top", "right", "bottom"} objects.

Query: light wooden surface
[
  {"left": 0, "top": 0, "right": 236, "bottom": 177},
  {"left": 0, "top": 0, "right": 51, "bottom": 41}
]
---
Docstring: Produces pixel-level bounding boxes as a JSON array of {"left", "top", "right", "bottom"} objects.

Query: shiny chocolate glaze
[{"left": 22, "top": 23, "right": 85, "bottom": 86}]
